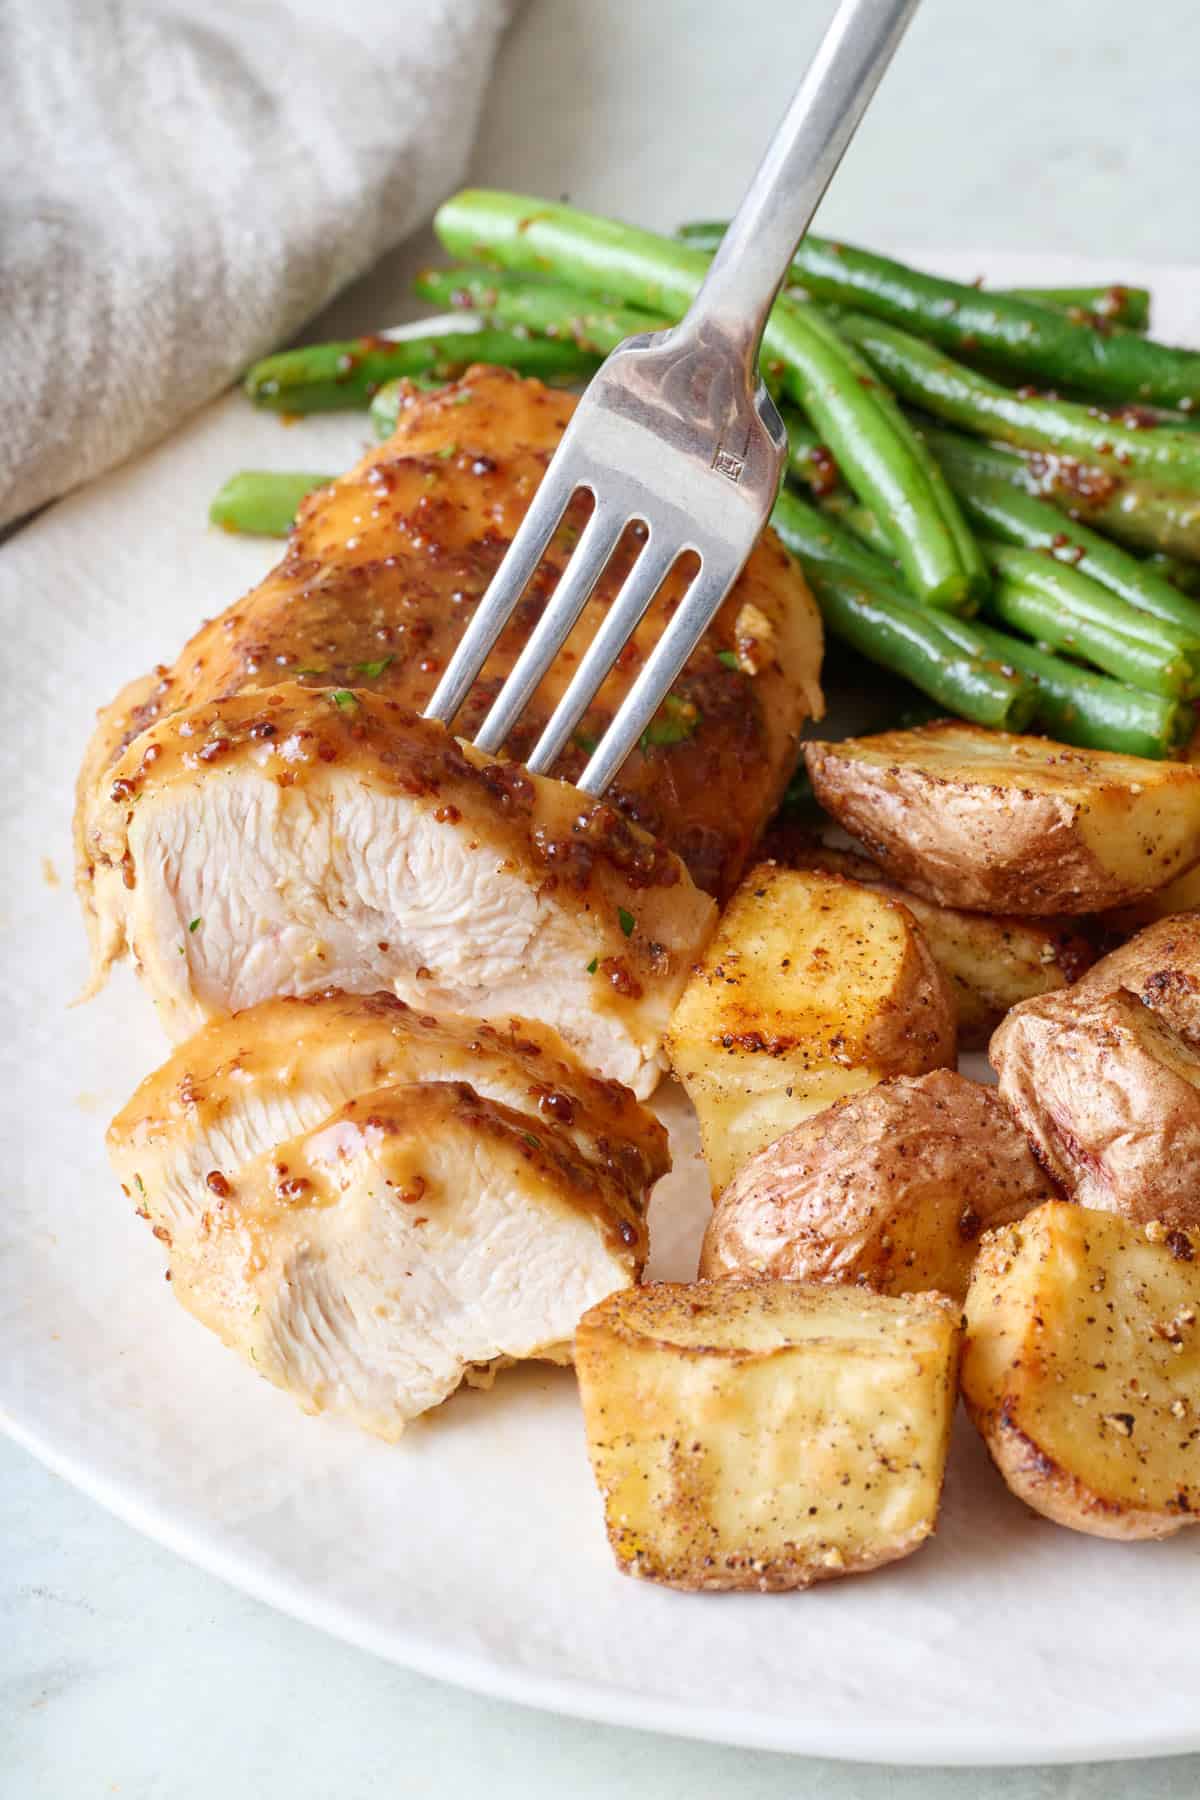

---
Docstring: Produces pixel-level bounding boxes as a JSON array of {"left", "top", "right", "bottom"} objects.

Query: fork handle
[{"left": 683, "top": 0, "right": 920, "bottom": 373}]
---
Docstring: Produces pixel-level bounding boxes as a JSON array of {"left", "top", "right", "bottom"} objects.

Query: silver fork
[{"left": 425, "top": 0, "right": 920, "bottom": 796}]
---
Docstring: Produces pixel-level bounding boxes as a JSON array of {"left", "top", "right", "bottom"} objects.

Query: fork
[{"left": 424, "top": 0, "right": 920, "bottom": 797}]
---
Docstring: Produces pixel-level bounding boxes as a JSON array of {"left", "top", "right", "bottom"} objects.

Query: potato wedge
[
  {"left": 788, "top": 844, "right": 1095, "bottom": 1049},
  {"left": 576, "top": 1278, "right": 961, "bottom": 1590},
  {"left": 700, "top": 1070, "right": 1056, "bottom": 1301},
  {"left": 962, "top": 1203, "right": 1200, "bottom": 1540},
  {"left": 804, "top": 723, "right": 1200, "bottom": 915},
  {"left": 665, "top": 865, "right": 955, "bottom": 1193},
  {"left": 991, "top": 984, "right": 1200, "bottom": 1230}
]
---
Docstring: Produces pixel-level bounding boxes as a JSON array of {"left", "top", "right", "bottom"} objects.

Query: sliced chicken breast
[
  {"left": 89, "top": 687, "right": 715, "bottom": 1094},
  {"left": 108, "top": 989, "right": 668, "bottom": 1239},
  {"left": 108, "top": 994, "right": 667, "bottom": 1438},
  {"left": 77, "top": 366, "right": 823, "bottom": 909}
]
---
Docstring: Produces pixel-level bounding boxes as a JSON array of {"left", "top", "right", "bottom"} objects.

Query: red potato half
[
  {"left": 992, "top": 913, "right": 1200, "bottom": 1230},
  {"left": 700, "top": 1069, "right": 1056, "bottom": 1302},
  {"left": 804, "top": 722, "right": 1200, "bottom": 915}
]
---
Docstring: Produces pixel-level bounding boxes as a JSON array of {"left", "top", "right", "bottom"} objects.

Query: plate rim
[{"left": 9, "top": 1403, "right": 1200, "bottom": 1767}]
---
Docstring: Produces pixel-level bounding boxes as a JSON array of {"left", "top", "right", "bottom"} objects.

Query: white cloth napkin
[{"left": 0, "top": 0, "right": 514, "bottom": 529}]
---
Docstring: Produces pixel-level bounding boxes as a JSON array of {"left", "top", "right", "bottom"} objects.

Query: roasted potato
[
  {"left": 992, "top": 985, "right": 1200, "bottom": 1231},
  {"left": 1101, "top": 864, "right": 1200, "bottom": 936},
  {"left": 700, "top": 1070, "right": 1056, "bottom": 1301},
  {"left": 789, "top": 844, "right": 1095, "bottom": 1049},
  {"left": 575, "top": 1278, "right": 961, "bottom": 1590},
  {"left": 1073, "top": 912, "right": 1200, "bottom": 1042},
  {"left": 1103, "top": 728, "right": 1200, "bottom": 929},
  {"left": 962, "top": 1203, "right": 1200, "bottom": 1540},
  {"left": 665, "top": 865, "right": 955, "bottom": 1193},
  {"left": 804, "top": 723, "right": 1200, "bottom": 915}
]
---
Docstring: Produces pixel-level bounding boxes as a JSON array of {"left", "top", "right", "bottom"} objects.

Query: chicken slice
[
  {"left": 108, "top": 996, "right": 667, "bottom": 1439},
  {"left": 89, "top": 687, "right": 716, "bottom": 1094},
  {"left": 77, "top": 366, "right": 823, "bottom": 911},
  {"left": 107, "top": 989, "right": 668, "bottom": 1241}
]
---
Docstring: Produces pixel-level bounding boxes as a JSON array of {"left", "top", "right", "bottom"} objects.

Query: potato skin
[
  {"left": 962, "top": 1204, "right": 1200, "bottom": 1540},
  {"left": 804, "top": 722, "right": 1200, "bottom": 915},
  {"left": 991, "top": 983, "right": 1200, "bottom": 1230},
  {"left": 1074, "top": 912, "right": 1200, "bottom": 1044},
  {"left": 700, "top": 1070, "right": 1056, "bottom": 1301},
  {"left": 576, "top": 1278, "right": 960, "bottom": 1591},
  {"left": 783, "top": 843, "right": 1095, "bottom": 1049}
]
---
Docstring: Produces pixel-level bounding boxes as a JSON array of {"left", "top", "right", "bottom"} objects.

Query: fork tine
[
  {"left": 577, "top": 555, "right": 743, "bottom": 797},
  {"left": 423, "top": 472, "right": 577, "bottom": 728},
  {"left": 472, "top": 501, "right": 626, "bottom": 756},
  {"left": 523, "top": 534, "right": 680, "bottom": 777}
]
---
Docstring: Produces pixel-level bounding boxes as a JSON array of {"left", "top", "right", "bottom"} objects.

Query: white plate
[{"left": 5, "top": 258, "right": 1200, "bottom": 1768}]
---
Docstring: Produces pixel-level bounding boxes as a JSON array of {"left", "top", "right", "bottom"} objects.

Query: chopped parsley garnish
[
  {"left": 188, "top": 917, "right": 202, "bottom": 933},
  {"left": 618, "top": 907, "right": 635, "bottom": 938},
  {"left": 573, "top": 730, "right": 599, "bottom": 754},
  {"left": 586, "top": 956, "right": 598, "bottom": 974},
  {"left": 522, "top": 1132, "right": 541, "bottom": 1150},
  {"left": 330, "top": 689, "right": 358, "bottom": 711},
  {"left": 354, "top": 656, "right": 393, "bottom": 678},
  {"left": 640, "top": 693, "right": 700, "bottom": 751},
  {"left": 134, "top": 1174, "right": 145, "bottom": 1195},
  {"left": 293, "top": 666, "right": 327, "bottom": 677},
  {"left": 433, "top": 443, "right": 458, "bottom": 459},
  {"left": 716, "top": 649, "right": 740, "bottom": 671},
  {"left": 451, "top": 389, "right": 473, "bottom": 406}
]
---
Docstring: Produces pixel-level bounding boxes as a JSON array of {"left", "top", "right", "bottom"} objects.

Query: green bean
[
  {"left": 434, "top": 191, "right": 983, "bottom": 609},
  {"left": 923, "top": 425, "right": 1200, "bottom": 565},
  {"left": 676, "top": 226, "right": 1154, "bottom": 335},
  {"left": 781, "top": 302, "right": 989, "bottom": 604},
  {"left": 1004, "top": 285, "right": 1151, "bottom": 331},
  {"left": 209, "top": 471, "right": 333, "bottom": 537},
  {"left": 799, "top": 565, "right": 1033, "bottom": 728},
  {"left": 675, "top": 225, "right": 1193, "bottom": 406},
  {"left": 245, "top": 327, "right": 599, "bottom": 412},
  {"left": 775, "top": 407, "right": 843, "bottom": 497},
  {"left": 927, "top": 441, "right": 1200, "bottom": 641},
  {"left": 984, "top": 546, "right": 1198, "bottom": 698},
  {"left": 768, "top": 488, "right": 899, "bottom": 589},
  {"left": 837, "top": 313, "right": 1200, "bottom": 490},
  {"left": 817, "top": 492, "right": 896, "bottom": 562},
  {"left": 1088, "top": 480, "right": 1200, "bottom": 563},
  {"left": 969, "top": 622, "right": 1187, "bottom": 759},
  {"left": 770, "top": 495, "right": 1031, "bottom": 728},
  {"left": 413, "top": 265, "right": 668, "bottom": 354},
  {"left": 1146, "top": 551, "right": 1200, "bottom": 596}
]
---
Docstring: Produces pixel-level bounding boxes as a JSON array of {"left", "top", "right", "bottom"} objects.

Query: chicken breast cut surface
[
  {"left": 108, "top": 994, "right": 667, "bottom": 1439},
  {"left": 77, "top": 365, "right": 823, "bottom": 909},
  {"left": 108, "top": 989, "right": 668, "bottom": 1242},
  {"left": 88, "top": 687, "right": 715, "bottom": 1094}
]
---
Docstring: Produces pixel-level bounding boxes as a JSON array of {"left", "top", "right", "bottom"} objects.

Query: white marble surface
[{"left": 6, "top": 0, "right": 1200, "bottom": 1792}]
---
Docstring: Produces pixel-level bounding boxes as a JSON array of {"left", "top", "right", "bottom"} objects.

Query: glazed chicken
[
  {"left": 108, "top": 992, "right": 668, "bottom": 1438},
  {"left": 76, "top": 369, "right": 823, "bottom": 1090},
  {"left": 86, "top": 687, "right": 714, "bottom": 1095}
]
